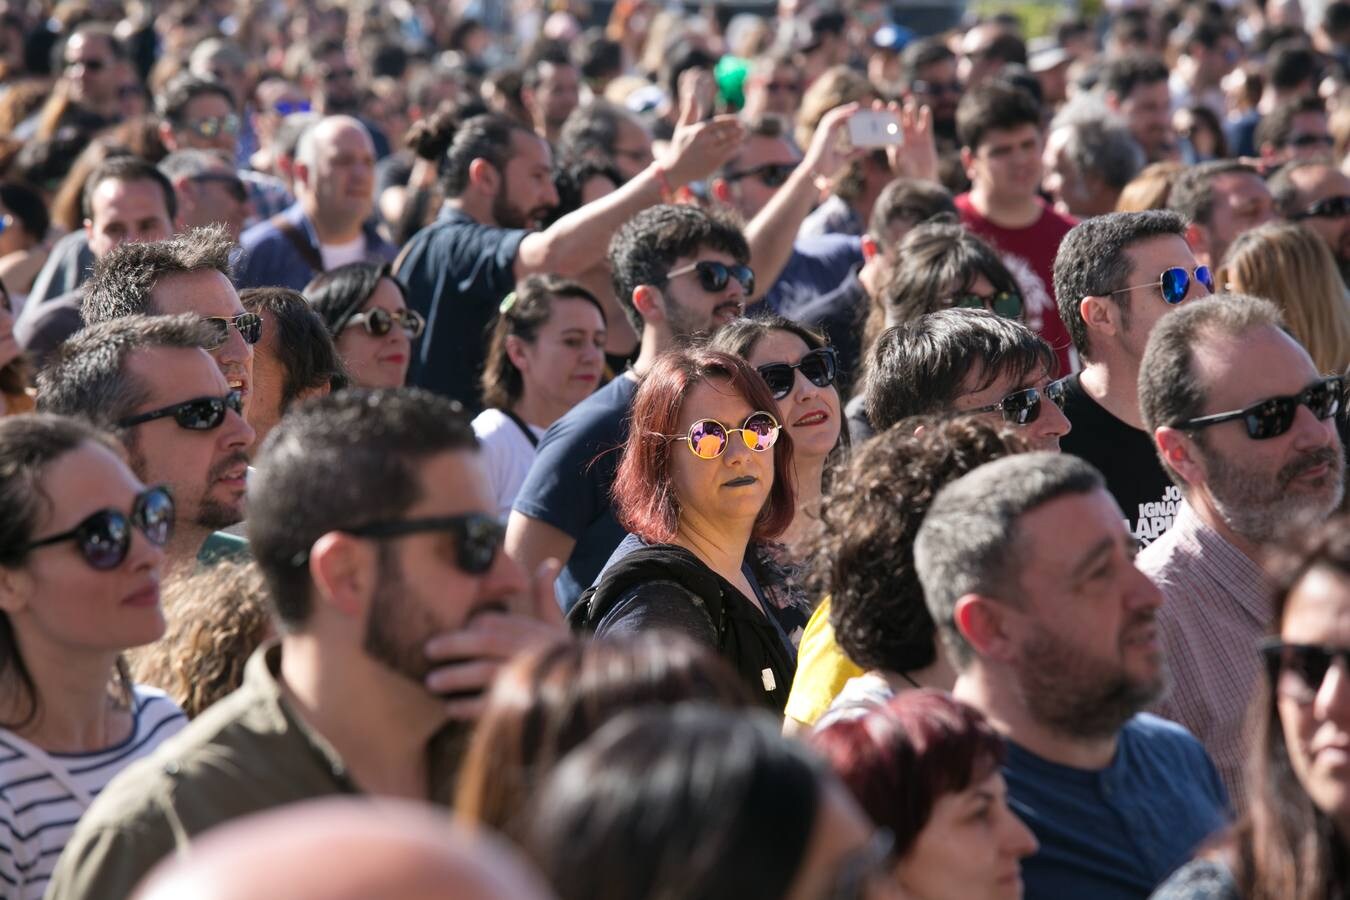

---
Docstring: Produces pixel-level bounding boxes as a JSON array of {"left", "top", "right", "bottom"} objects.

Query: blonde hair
[
  {"left": 795, "top": 66, "right": 874, "bottom": 151},
  {"left": 1222, "top": 221, "right": 1350, "bottom": 373},
  {"left": 1114, "top": 160, "right": 1185, "bottom": 212}
]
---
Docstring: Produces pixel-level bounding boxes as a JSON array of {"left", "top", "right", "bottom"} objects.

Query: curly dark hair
[{"left": 815, "top": 418, "right": 1027, "bottom": 673}]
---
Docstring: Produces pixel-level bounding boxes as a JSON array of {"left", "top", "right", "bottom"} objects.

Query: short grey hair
[
  {"left": 1137, "top": 293, "right": 1286, "bottom": 486},
  {"left": 914, "top": 452, "right": 1106, "bottom": 669},
  {"left": 1048, "top": 102, "right": 1145, "bottom": 192}
]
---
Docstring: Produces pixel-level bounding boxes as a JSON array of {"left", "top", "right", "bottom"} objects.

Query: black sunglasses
[
  {"left": 725, "top": 162, "right": 796, "bottom": 188},
  {"left": 21, "top": 486, "right": 174, "bottom": 570},
  {"left": 1294, "top": 195, "right": 1350, "bottom": 220},
  {"left": 665, "top": 260, "right": 756, "bottom": 297},
  {"left": 911, "top": 79, "right": 962, "bottom": 96},
  {"left": 203, "top": 312, "right": 263, "bottom": 349},
  {"left": 966, "top": 378, "right": 1067, "bottom": 427},
  {"left": 1288, "top": 133, "right": 1334, "bottom": 148},
  {"left": 952, "top": 289, "right": 1023, "bottom": 319},
  {"left": 1172, "top": 375, "right": 1343, "bottom": 440},
  {"left": 757, "top": 347, "right": 839, "bottom": 400},
  {"left": 345, "top": 307, "right": 426, "bottom": 339},
  {"left": 1262, "top": 639, "right": 1350, "bottom": 703},
  {"left": 345, "top": 513, "right": 505, "bottom": 575},
  {"left": 117, "top": 390, "right": 245, "bottom": 431}
]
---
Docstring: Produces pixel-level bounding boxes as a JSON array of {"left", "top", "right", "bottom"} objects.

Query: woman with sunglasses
[
  {"left": 306, "top": 262, "right": 424, "bottom": 389},
  {"left": 0, "top": 414, "right": 185, "bottom": 898},
  {"left": 474, "top": 275, "right": 608, "bottom": 520},
  {"left": 0, "top": 276, "right": 32, "bottom": 416},
  {"left": 569, "top": 349, "right": 799, "bottom": 711},
  {"left": 1151, "top": 516, "right": 1350, "bottom": 900},
  {"left": 812, "top": 690, "right": 1038, "bottom": 900}
]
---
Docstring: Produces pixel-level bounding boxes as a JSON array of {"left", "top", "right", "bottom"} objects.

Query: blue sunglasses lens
[
  {"left": 1196, "top": 265, "right": 1214, "bottom": 293},
  {"left": 1161, "top": 268, "right": 1189, "bottom": 304}
]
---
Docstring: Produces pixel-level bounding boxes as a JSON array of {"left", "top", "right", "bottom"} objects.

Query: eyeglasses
[
  {"left": 1262, "top": 639, "right": 1350, "bottom": 703},
  {"left": 1288, "top": 133, "right": 1335, "bottom": 149},
  {"left": 185, "top": 114, "right": 241, "bottom": 139},
  {"left": 20, "top": 486, "right": 174, "bottom": 570},
  {"left": 966, "top": 379, "right": 1067, "bottom": 426},
  {"left": 952, "top": 289, "right": 1023, "bottom": 319},
  {"left": 1110, "top": 265, "right": 1213, "bottom": 305},
  {"left": 1172, "top": 375, "right": 1344, "bottom": 440},
  {"left": 116, "top": 390, "right": 244, "bottom": 431},
  {"left": 724, "top": 162, "right": 796, "bottom": 188},
  {"left": 1293, "top": 195, "right": 1350, "bottom": 220},
  {"left": 203, "top": 312, "right": 263, "bottom": 349},
  {"left": 756, "top": 347, "right": 839, "bottom": 400},
  {"left": 665, "top": 260, "right": 756, "bottom": 297},
  {"left": 825, "top": 829, "right": 896, "bottom": 900},
  {"left": 274, "top": 99, "right": 312, "bottom": 116},
  {"left": 345, "top": 307, "right": 426, "bottom": 339},
  {"left": 191, "top": 172, "right": 248, "bottom": 204},
  {"left": 345, "top": 513, "right": 505, "bottom": 574},
  {"left": 659, "top": 410, "right": 781, "bottom": 460},
  {"left": 910, "top": 79, "right": 962, "bottom": 96}
]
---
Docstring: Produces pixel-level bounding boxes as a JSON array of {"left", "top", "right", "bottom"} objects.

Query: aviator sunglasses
[
  {"left": 1262, "top": 639, "right": 1350, "bottom": 703},
  {"left": 659, "top": 411, "right": 781, "bottom": 460},
  {"left": 345, "top": 512, "right": 505, "bottom": 575},
  {"left": 1172, "top": 375, "right": 1343, "bottom": 440},
  {"left": 966, "top": 378, "right": 1067, "bottom": 427},
  {"left": 116, "top": 390, "right": 244, "bottom": 432},
  {"left": 1293, "top": 195, "right": 1350, "bottom": 220},
  {"left": 757, "top": 347, "right": 838, "bottom": 400},
  {"left": 21, "top": 485, "right": 174, "bottom": 570},
  {"left": 665, "top": 260, "right": 756, "bottom": 298},
  {"left": 344, "top": 307, "right": 426, "bottom": 340},
  {"left": 203, "top": 312, "right": 263, "bottom": 349},
  {"left": 1110, "top": 265, "right": 1213, "bottom": 305}
]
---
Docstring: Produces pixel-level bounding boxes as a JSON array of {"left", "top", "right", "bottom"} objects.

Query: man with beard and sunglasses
[
  {"left": 35, "top": 314, "right": 255, "bottom": 577},
  {"left": 396, "top": 103, "right": 744, "bottom": 412},
  {"left": 1268, "top": 159, "right": 1350, "bottom": 292},
  {"left": 1137, "top": 294, "right": 1346, "bottom": 804},
  {"left": 47, "top": 388, "right": 560, "bottom": 900},
  {"left": 914, "top": 452, "right": 1228, "bottom": 900}
]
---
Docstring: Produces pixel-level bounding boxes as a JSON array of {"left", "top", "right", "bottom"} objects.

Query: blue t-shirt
[
  {"left": 395, "top": 209, "right": 528, "bottom": 412},
  {"left": 1008, "top": 713, "right": 1230, "bottom": 900},
  {"left": 759, "top": 235, "right": 863, "bottom": 316},
  {"left": 512, "top": 373, "right": 638, "bottom": 612}
]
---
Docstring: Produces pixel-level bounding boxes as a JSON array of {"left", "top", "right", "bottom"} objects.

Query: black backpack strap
[
  {"left": 271, "top": 214, "right": 325, "bottom": 274},
  {"left": 568, "top": 545, "right": 724, "bottom": 636},
  {"left": 498, "top": 408, "right": 539, "bottom": 448}
]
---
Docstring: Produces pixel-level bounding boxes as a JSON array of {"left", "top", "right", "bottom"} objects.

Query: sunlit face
[
  {"left": 63, "top": 32, "right": 116, "bottom": 108},
  {"left": 951, "top": 362, "right": 1071, "bottom": 453},
  {"left": 175, "top": 92, "right": 237, "bottom": 155},
  {"left": 84, "top": 178, "right": 174, "bottom": 259},
  {"left": 1118, "top": 79, "right": 1174, "bottom": 162},
  {"left": 745, "top": 329, "right": 841, "bottom": 465},
  {"left": 336, "top": 278, "right": 413, "bottom": 389},
  {"left": 1288, "top": 166, "right": 1350, "bottom": 268},
  {"left": 151, "top": 269, "right": 254, "bottom": 418},
  {"left": 966, "top": 125, "right": 1043, "bottom": 204},
  {"left": 512, "top": 296, "right": 606, "bottom": 411},
  {"left": 658, "top": 248, "right": 749, "bottom": 338},
  {"left": 894, "top": 771, "right": 1038, "bottom": 900},
  {"left": 310, "top": 120, "right": 376, "bottom": 225},
  {"left": 1112, "top": 235, "right": 1209, "bottom": 363},
  {"left": 531, "top": 61, "right": 580, "bottom": 132},
  {"left": 1203, "top": 172, "right": 1274, "bottom": 267},
  {"left": 720, "top": 135, "right": 801, "bottom": 221},
  {"left": 494, "top": 131, "right": 559, "bottom": 230},
  {"left": 667, "top": 378, "right": 776, "bottom": 529}
]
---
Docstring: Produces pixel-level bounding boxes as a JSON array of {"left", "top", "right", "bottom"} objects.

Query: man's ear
[
  {"left": 293, "top": 158, "right": 313, "bottom": 193},
  {"left": 860, "top": 233, "right": 879, "bottom": 263},
  {"left": 710, "top": 178, "right": 733, "bottom": 205},
  {"left": 1184, "top": 222, "right": 1210, "bottom": 261},
  {"left": 1079, "top": 293, "right": 1122, "bottom": 340},
  {"left": 631, "top": 284, "right": 665, "bottom": 325},
  {"left": 952, "top": 594, "right": 1018, "bottom": 663},
  {"left": 157, "top": 120, "right": 180, "bottom": 153},
  {"left": 960, "top": 145, "right": 975, "bottom": 178},
  {"left": 467, "top": 157, "right": 499, "bottom": 195},
  {"left": 308, "top": 531, "right": 379, "bottom": 621},
  {"left": 1155, "top": 425, "right": 1204, "bottom": 488}
]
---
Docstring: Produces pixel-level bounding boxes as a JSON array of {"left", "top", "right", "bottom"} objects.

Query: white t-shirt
[
  {"left": 0, "top": 685, "right": 187, "bottom": 899},
  {"left": 472, "top": 408, "right": 547, "bottom": 521},
  {"left": 319, "top": 236, "right": 367, "bottom": 272}
]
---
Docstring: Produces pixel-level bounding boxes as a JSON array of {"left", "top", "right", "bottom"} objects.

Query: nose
[
  {"left": 127, "top": 515, "right": 167, "bottom": 573},
  {"left": 216, "top": 325, "right": 253, "bottom": 367},
  {"left": 1314, "top": 655, "right": 1350, "bottom": 722},
  {"left": 1129, "top": 562, "right": 1165, "bottom": 614},
  {"left": 222, "top": 407, "right": 256, "bottom": 451},
  {"left": 542, "top": 179, "right": 561, "bottom": 209},
  {"left": 482, "top": 541, "right": 531, "bottom": 615},
  {"left": 1034, "top": 394, "right": 1072, "bottom": 444},
  {"left": 1002, "top": 807, "right": 1039, "bottom": 858},
  {"left": 1290, "top": 399, "right": 1339, "bottom": 451}
]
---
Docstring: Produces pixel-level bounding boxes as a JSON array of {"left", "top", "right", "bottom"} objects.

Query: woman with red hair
[
  {"left": 569, "top": 348, "right": 798, "bottom": 711},
  {"left": 812, "top": 689, "right": 1039, "bottom": 900}
]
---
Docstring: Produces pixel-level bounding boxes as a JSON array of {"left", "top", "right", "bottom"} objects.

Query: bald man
[
  {"left": 237, "top": 115, "right": 396, "bottom": 291},
  {"left": 132, "top": 799, "right": 556, "bottom": 900}
]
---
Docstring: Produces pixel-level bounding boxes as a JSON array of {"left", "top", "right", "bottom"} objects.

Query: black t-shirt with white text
[{"left": 1060, "top": 372, "right": 1180, "bottom": 546}]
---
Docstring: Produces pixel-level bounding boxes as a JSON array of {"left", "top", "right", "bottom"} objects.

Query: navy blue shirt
[
  {"left": 1007, "top": 713, "right": 1229, "bottom": 900},
  {"left": 237, "top": 203, "right": 396, "bottom": 292},
  {"left": 512, "top": 373, "right": 637, "bottom": 612},
  {"left": 395, "top": 209, "right": 528, "bottom": 411},
  {"left": 760, "top": 235, "right": 864, "bottom": 316}
]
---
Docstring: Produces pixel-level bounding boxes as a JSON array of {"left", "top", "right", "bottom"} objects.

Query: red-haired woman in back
[
  {"left": 812, "top": 689, "right": 1039, "bottom": 900},
  {"left": 569, "top": 347, "right": 799, "bottom": 711}
]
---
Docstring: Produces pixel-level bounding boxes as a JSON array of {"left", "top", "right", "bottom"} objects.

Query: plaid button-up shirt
[{"left": 1137, "top": 500, "right": 1270, "bottom": 809}]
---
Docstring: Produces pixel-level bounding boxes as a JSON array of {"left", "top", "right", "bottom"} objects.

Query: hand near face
[{"left": 661, "top": 74, "right": 745, "bottom": 188}]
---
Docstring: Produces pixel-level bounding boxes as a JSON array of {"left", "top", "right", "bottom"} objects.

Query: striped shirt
[
  {"left": 1137, "top": 500, "right": 1270, "bottom": 809},
  {"left": 0, "top": 687, "right": 186, "bottom": 899}
]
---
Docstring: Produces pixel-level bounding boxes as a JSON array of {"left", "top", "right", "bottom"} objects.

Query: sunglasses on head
[
  {"left": 1294, "top": 195, "right": 1350, "bottom": 220},
  {"left": 345, "top": 512, "right": 505, "bottom": 575},
  {"left": 1110, "top": 265, "right": 1213, "bottom": 305},
  {"left": 952, "top": 289, "right": 1023, "bottom": 319},
  {"left": 665, "top": 260, "right": 756, "bottom": 297},
  {"left": 21, "top": 486, "right": 174, "bottom": 570},
  {"left": 186, "top": 114, "right": 241, "bottom": 139},
  {"left": 967, "top": 378, "right": 1067, "bottom": 426},
  {"left": 1173, "top": 375, "right": 1344, "bottom": 440},
  {"left": 1262, "top": 639, "right": 1350, "bottom": 703},
  {"left": 117, "top": 390, "right": 244, "bottom": 431},
  {"left": 345, "top": 307, "right": 426, "bottom": 339},
  {"left": 203, "top": 312, "right": 263, "bottom": 349},
  {"left": 725, "top": 162, "right": 796, "bottom": 188},
  {"left": 757, "top": 347, "right": 838, "bottom": 400},
  {"left": 660, "top": 410, "right": 781, "bottom": 460}
]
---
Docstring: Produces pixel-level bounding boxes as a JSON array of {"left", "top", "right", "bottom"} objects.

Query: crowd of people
[{"left": 5, "top": 0, "right": 1350, "bottom": 897}]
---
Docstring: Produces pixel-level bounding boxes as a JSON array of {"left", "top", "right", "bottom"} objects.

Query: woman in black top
[{"left": 571, "top": 348, "right": 797, "bottom": 710}]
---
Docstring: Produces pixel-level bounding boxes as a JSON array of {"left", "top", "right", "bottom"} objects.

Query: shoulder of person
[
  {"left": 536, "top": 376, "right": 634, "bottom": 447},
  {"left": 1125, "top": 713, "right": 1219, "bottom": 766},
  {"left": 1147, "top": 856, "right": 1239, "bottom": 900}
]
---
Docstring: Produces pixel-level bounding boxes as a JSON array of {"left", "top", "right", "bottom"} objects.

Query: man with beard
[
  {"left": 899, "top": 38, "right": 960, "bottom": 146},
  {"left": 396, "top": 108, "right": 743, "bottom": 411},
  {"left": 47, "top": 388, "right": 559, "bottom": 900},
  {"left": 35, "top": 314, "right": 255, "bottom": 576},
  {"left": 237, "top": 116, "right": 396, "bottom": 292},
  {"left": 1137, "top": 294, "right": 1345, "bottom": 802},
  {"left": 1269, "top": 160, "right": 1350, "bottom": 292},
  {"left": 915, "top": 452, "right": 1228, "bottom": 899}
]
